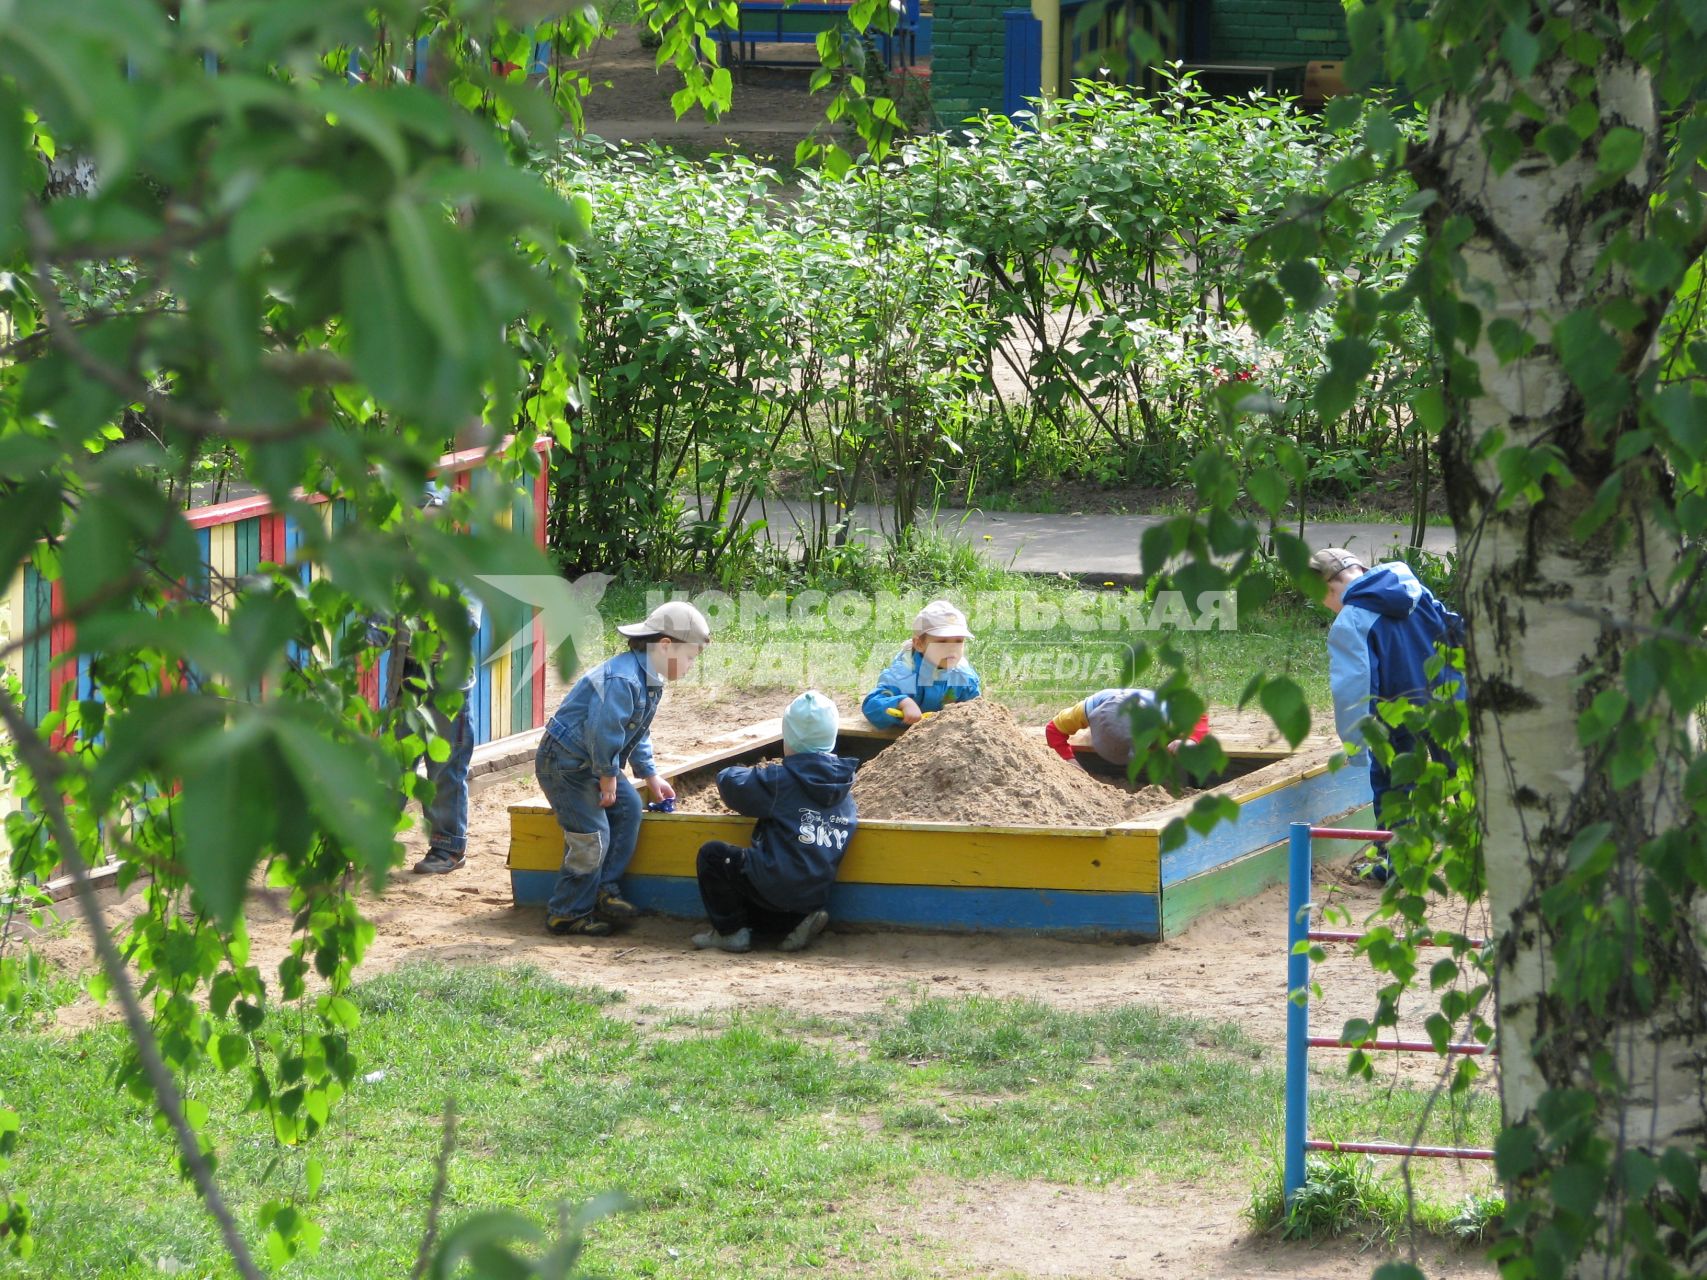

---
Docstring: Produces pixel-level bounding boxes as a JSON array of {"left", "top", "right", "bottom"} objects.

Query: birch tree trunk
[{"left": 1428, "top": 2, "right": 1707, "bottom": 1266}]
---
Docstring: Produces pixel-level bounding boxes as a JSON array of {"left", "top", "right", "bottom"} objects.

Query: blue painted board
[
  {"left": 1160, "top": 761, "right": 1371, "bottom": 888},
  {"left": 510, "top": 870, "right": 1162, "bottom": 939}
]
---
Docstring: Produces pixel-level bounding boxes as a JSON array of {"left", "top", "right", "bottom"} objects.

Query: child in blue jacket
[
  {"left": 692, "top": 691, "right": 859, "bottom": 955},
  {"left": 1311, "top": 548, "right": 1466, "bottom": 849},
  {"left": 861, "top": 599, "right": 981, "bottom": 729},
  {"left": 538, "top": 601, "right": 711, "bottom": 937}
]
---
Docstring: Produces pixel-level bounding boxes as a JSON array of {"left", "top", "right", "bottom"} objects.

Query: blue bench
[{"left": 716, "top": 0, "right": 921, "bottom": 72}]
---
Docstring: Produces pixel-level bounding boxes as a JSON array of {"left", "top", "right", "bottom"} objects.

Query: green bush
[{"left": 539, "top": 82, "right": 1428, "bottom": 577}]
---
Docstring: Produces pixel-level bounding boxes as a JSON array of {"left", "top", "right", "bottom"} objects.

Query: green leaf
[
  {"left": 1495, "top": 1124, "right": 1538, "bottom": 1180},
  {"left": 386, "top": 195, "right": 475, "bottom": 360},
  {"left": 229, "top": 169, "right": 364, "bottom": 266},
  {"left": 89, "top": 696, "right": 226, "bottom": 808},
  {"left": 1258, "top": 677, "right": 1310, "bottom": 747},
  {"left": 1500, "top": 22, "right": 1541, "bottom": 77},
  {"left": 1595, "top": 126, "right": 1645, "bottom": 178},
  {"left": 0, "top": 479, "right": 62, "bottom": 591},
  {"left": 306, "top": 1156, "right": 325, "bottom": 1199},
  {"left": 1276, "top": 259, "right": 1323, "bottom": 309},
  {"left": 316, "top": 994, "right": 361, "bottom": 1031},
  {"left": 1240, "top": 280, "right": 1284, "bottom": 336},
  {"left": 270, "top": 714, "right": 398, "bottom": 881},
  {"left": 1372, "top": 1265, "right": 1426, "bottom": 1280},
  {"left": 1413, "top": 387, "right": 1446, "bottom": 432},
  {"left": 215, "top": 1033, "right": 250, "bottom": 1072},
  {"left": 180, "top": 745, "right": 269, "bottom": 928},
  {"left": 1246, "top": 467, "right": 1287, "bottom": 516},
  {"left": 429, "top": 1211, "right": 546, "bottom": 1280},
  {"left": 0, "top": 85, "right": 29, "bottom": 258},
  {"left": 1650, "top": 385, "right": 1707, "bottom": 462},
  {"left": 1659, "top": 1148, "right": 1701, "bottom": 1204},
  {"left": 341, "top": 236, "right": 435, "bottom": 411},
  {"left": 1535, "top": 122, "right": 1581, "bottom": 165},
  {"left": 1184, "top": 794, "right": 1239, "bottom": 837},
  {"left": 1550, "top": 1162, "right": 1605, "bottom": 1217}
]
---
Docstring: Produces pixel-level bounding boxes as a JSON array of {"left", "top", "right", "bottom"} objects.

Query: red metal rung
[
  {"left": 1306, "top": 1139, "right": 1494, "bottom": 1160},
  {"left": 1309, "top": 827, "right": 1392, "bottom": 841},
  {"left": 1307, "top": 929, "right": 1488, "bottom": 949},
  {"left": 1307, "top": 1036, "right": 1493, "bottom": 1056}
]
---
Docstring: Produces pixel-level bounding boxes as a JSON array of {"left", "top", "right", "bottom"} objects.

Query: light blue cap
[{"left": 782, "top": 690, "right": 839, "bottom": 754}]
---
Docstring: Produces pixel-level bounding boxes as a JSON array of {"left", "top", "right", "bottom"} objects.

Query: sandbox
[{"left": 506, "top": 707, "right": 1373, "bottom": 941}]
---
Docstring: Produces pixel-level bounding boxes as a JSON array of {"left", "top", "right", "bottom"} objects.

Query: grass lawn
[{"left": 1, "top": 964, "right": 1498, "bottom": 1277}]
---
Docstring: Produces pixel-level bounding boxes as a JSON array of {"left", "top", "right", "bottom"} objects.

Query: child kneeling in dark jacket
[{"left": 693, "top": 691, "right": 859, "bottom": 955}]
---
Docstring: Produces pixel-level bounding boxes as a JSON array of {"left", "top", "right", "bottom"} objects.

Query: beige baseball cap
[
  {"left": 1307, "top": 547, "right": 1367, "bottom": 580},
  {"left": 913, "top": 599, "right": 974, "bottom": 639},
  {"left": 617, "top": 600, "right": 712, "bottom": 645}
]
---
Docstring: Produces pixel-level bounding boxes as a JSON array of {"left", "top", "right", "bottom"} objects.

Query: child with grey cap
[
  {"left": 692, "top": 690, "right": 860, "bottom": 955},
  {"left": 538, "top": 600, "right": 711, "bottom": 937},
  {"left": 861, "top": 599, "right": 982, "bottom": 728}
]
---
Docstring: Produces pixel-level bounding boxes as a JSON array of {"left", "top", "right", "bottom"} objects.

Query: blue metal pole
[{"left": 1284, "top": 821, "right": 1311, "bottom": 1207}]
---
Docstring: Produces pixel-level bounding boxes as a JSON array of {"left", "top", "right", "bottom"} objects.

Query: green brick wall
[
  {"left": 929, "top": 0, "right": 1013, "bottom": 124},
  {"left": 929, "top": 0, "right": 1350, "bottom": 120},
  {"left": 1208, "top": 0, "right": 1348, "bottom": 62}
]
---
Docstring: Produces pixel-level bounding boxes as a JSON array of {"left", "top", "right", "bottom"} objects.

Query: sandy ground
[
  {"left": 24, "top": 690, "right": 1497, "bottom": 1279},
  {"left": 901, "top": 1178, "right": 1489, "bottom": 1280}
]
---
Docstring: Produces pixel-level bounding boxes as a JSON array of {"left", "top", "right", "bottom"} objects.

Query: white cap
[
  {"left": 616, "top": 600, "right": 712, "bottom": 645},
  {"left": 1308, "top": 547, "right": 1366, "bottom": 580},
  {"left": 912, "top": 599, "right": 973, "bottom": 639},
  {"left": 782, "top": 690, "right": 839, "bottom": 753}
]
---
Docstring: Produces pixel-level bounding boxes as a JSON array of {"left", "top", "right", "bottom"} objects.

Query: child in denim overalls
[{"left": 537, "top": 601, "right": 711, "bottom": 937}]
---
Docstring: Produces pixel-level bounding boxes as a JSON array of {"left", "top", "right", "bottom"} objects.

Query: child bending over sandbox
[
  {"left": 538, "top": 600, "right": 712, "bottom": 938},
  {"left": 860, "top": 599, "right": 981, "bottom": 729},
  {"left": 692, "top": 690, "right": 859, "bottom": 955},
  {"left": 1045, "top": 688, "right": 1210, "bottom": 769}
]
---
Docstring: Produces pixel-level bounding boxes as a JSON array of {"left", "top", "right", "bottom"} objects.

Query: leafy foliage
[{"left": 0, "top": 1, "right": 603, "bottom": 1273}]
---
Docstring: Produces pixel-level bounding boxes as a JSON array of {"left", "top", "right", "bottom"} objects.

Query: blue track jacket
[
  {"left": 716, "top": 753, "right": 861, "bottom": 912},
  {"left": 861, "top": 647, "right": 981, "bottom": 728},
  {"left": 543, "top": 650, "right": 662, "bottom": 780},
  {"left": 1327, "top": 564, "right": 1465, "bottom": 807}
]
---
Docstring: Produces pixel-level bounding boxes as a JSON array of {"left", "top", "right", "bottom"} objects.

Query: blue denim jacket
[{"left": 543, "top": 650, "right": 663, "bottom": 779}]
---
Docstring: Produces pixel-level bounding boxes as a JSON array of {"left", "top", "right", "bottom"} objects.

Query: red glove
[
  {"left": 1045, "top": 722, "right": 1075, "bottom": 761},
  {"left": 1188, "top": 714, "right": 1211, "bottom": 744}
]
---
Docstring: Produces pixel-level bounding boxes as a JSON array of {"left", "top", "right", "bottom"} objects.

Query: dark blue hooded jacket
[
  {"left": 1328, "top": 563, "right": 1465, "bottom": 811},
  {"left": 716, "top": 752, "right": 860, "bottom": 912}
]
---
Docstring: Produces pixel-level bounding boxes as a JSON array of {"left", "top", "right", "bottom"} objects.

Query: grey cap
[
  {"left": 616, "top": 600, "right": 712, "bottom": 645},
  {"left": 1307, "top": 547, "right": 1366, "bottom": 580}
]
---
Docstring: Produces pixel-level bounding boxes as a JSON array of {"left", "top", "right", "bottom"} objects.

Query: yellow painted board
[
  {"left": 1, "top": 567, "right": 22, "bottom": 686},
  {"left": 491, "top": 646, "right": 511, "bottom": 741},
  {"left": 507, "top": 805, "right": 1161, "bottom": 893},
  {"left": 210, "top": 521, "right": 236, "bottom": 618}
]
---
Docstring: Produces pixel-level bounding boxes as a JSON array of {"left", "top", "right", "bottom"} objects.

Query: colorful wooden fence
[{"left": 1, "top": 441, "right": 552, "bottom": 749}]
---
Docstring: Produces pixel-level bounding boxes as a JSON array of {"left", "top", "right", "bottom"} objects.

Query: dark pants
[{"left": 696, "top": 841, "right": 810, "bottom": 936}]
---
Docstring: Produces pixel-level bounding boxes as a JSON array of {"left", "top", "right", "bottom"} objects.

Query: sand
[{"left": 848, "top": 699, "right": 1183, "bottom": 826}]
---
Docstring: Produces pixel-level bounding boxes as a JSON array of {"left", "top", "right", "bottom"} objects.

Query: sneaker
[
  {"left": 690, "top": 926, "right": 752, "bottom": 953},
  {"left": 413, "top": 848, "right": 466, "bottom": 875},
  {"left": 777, "top": 910, "right": 830, "bottom": 954},
  {"left": 595, "top": 889, "right": 640, "bottom": 922},
  {"left": 546, "top": 914, "right": 614, "bottom": 937}
]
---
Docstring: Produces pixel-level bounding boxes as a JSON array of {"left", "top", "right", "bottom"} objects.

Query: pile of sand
[
  {"left": 669, "top": 701, "right": 1187, "bottom": 828},
  {"left": 849, "top": 700, "right": 1183, "bottom": 827}
]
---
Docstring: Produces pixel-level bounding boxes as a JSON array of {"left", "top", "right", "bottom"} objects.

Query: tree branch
[
  {"left": 22, "top": 203, "right": 329, "bottom": 444},
  {"left": 0, "top": 687, "right": 266, "bottom": 1280},
  {"left": 408, "top": 1101, "right": 457, "bottom": 1280}
]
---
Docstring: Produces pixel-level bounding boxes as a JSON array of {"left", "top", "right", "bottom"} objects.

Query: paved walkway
[{"left": 747, "top": 501, "right": 1456, "bottom": 580}]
